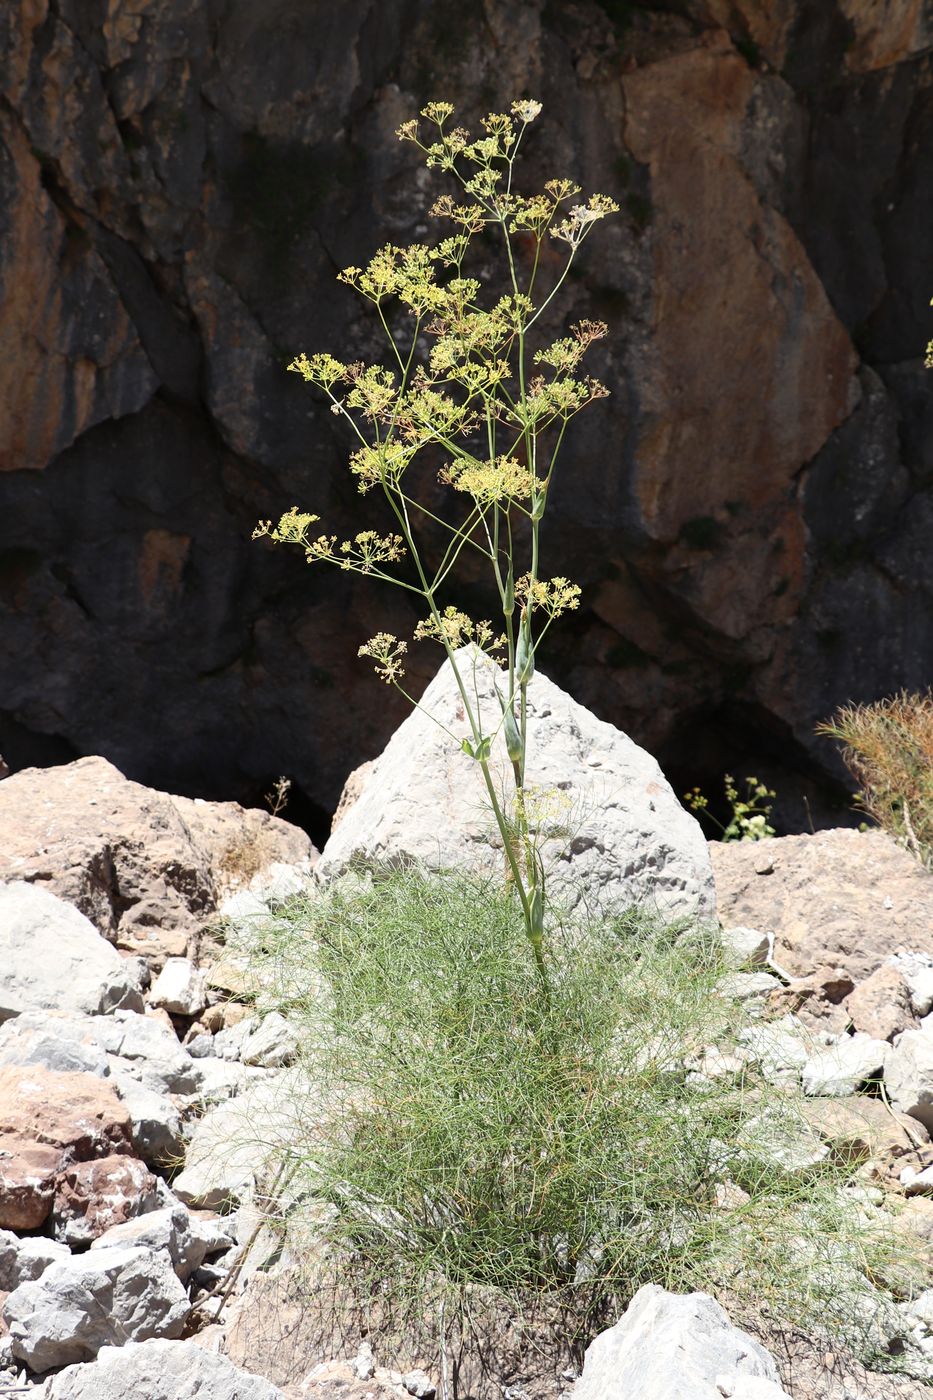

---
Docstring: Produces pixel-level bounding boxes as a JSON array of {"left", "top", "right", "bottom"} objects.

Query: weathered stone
[
  {"left": 0, "top": 1064, "right": 132, "bottom": 1229},
  {"left": 172, "top": 1070, "right": 303, "bottom": 1211},
  {"left": 213, "top": 1013, "right": 298, "bottom": 1068},
  {"left": 890, "top": 952, "right": 933, "bottom": 1018},
  {"left": 767, "top": 965, "right": 856, "bottom": 1033},
  {"left": 720, "top": 926, "right": 770, "bottom": 969},
  {"left": 0, "top": 1012, "right": 110, "bottom": 1078},
  {"left": 712, "top": 831, "right": 933, "bottom": 980},
  {"left": 0, "top": 1230, "right": 70, "bottom": 1292},
  {"left": 4, "top": 1245, "right": 188, "bottom": 1370},
  {"left": 320, "top": 650, "right": 714, "bottom": 923},
  {"left": 149, "top": 957, "right": 208, "bottom": 1016},
  {"left": 39, "top": 1338, "right": 286, "bottom": 1399},
  {"left": 801, "top": 1032, "right": 888, "bottom": 1098},
  {"left": 846, "top": 963, "right": 916, "bottom": 1042},
  {"left": 572, "top": 1284, "right": 788, "bottom": 1399},
  {"left": 0, "top": 881, "right": 142, "bottom": 1021},
  {"left": 887, "top": 1031, "right": 933, "bottom": 1133},
  {"left": 799, "top": 1096, "right": 928, "bottom": 1164},
  {"left": 51, "top": 1154, "right": 159, "bottom": 1246},
  {"left": 90, "top": 1203, "right": 207, "bottom": 1281},
  {"left": 0, "top": 758, "right": 315, "bottom": 964},
  {"left": 109, "top": 1070, "right": 184, "bottom": 1168},
  {"left": 97, "top": 1009, "right": 203, "bottom": 1095}
]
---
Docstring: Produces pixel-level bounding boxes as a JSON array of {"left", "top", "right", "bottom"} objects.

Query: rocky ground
[{"left": 1, "top": 673, "right": 933, "bottom": 1398}]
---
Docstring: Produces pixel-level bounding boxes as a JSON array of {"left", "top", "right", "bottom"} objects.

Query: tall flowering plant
[{"left": 255, "top": 100, "right": 617, "bottom": 987}]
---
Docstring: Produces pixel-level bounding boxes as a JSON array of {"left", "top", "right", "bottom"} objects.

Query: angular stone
[
  {"left": 109, "top": 1070, "right": 184, "bottom": 1167},
  {"left": 90, "top": 1203, "right": 207, "bottom": 1281},
  {"left": 3, "top": 1245, "right": 189, "bottom": 1370},
  {"left": 719, "top": 926, "right": 770, "bottom": 969},
  {"left": 0, "top": 1012, "right": 110, "bottom": 1078},
  {"left": 0, "top": 1138, "right": 62, "bottom": 1230},
  {"left": 801, "top": 1032, "right": 888, "bottom": 1097},
  {"left": 149, "top": 957, "right": 208, "bottom": 1016},
  {"left": 51, "top": 1154, "right": 159, "bottom": 1246},
  {"left": 890, "top": 952, "right": 933, "bottom": 1018},
  {"left": 97, "top": 1009, "right": 203, "bottom": 1095},
  {"left": 39, "top": 1338, "right": 286, "bottom": 1399},
  {"left": 572, "top": 1284, "right": 788, "bottom": 1399},
  {"left": 887, "top": 1031, "right": 933, "bottom": 1132},
  {"left": 0, "top": 881, "right": 142, "bottom": 1021},
  {"left": 173, "top": 1070, "right": 302, "bottom": 1210},
  {"left": 320, "top": 649, "right": 714, "bottom": 923},
  {"left": 213, "top": 1013, "right": 298, "bottom": 1068},
  {"left": 0, "top": 1064, "right": 132, "bottom": 1158},
  {"left": 846, "top": 963, "right": 916, "bottom": 1042},
  {"left": 0, "top": 1229, "right": 70, "bottom": 1291}
]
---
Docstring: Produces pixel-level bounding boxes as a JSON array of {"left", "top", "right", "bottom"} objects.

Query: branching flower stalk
[{"left": 254, "top": 100, "right": 617, "bottom": 989}]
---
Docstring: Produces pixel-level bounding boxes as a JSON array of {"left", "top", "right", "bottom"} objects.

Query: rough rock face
[
  {"left": 711, "top": 829, "right": 933, "bottom": 979},
  {"left": 39, "top": 1339, "right": 287, "bottom": 1400},
  {"left": 0, "top": 1, "right": 930, "bottom": 830},
  {"left": 0, "top": 756, "right": 316, "bottom": 962},
  {"left": 319, "top": 649, "right": 715, "bottom": 921}
]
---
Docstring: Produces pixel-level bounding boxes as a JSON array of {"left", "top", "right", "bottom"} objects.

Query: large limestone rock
[
  {"left": 0, "top": 757, "right": 317, "bottom": 963},
  {"left": 4, "top": 1245, "right": 189, "bottom": 1370},
  {"left": 572, "top": 1285, "right": 789, "bottom": 1399},
  {"left": 711, "top": 830, "right": 933, "bottom": 979},
  {"left": 0, "top": 881, "right": 142, "bottom": 1021},
  {"left": 319, "top": 650, "right": 714, "bottom": 922},
  {"left": 38, "top": 1339, "right": 286, "bottom": 1399}
]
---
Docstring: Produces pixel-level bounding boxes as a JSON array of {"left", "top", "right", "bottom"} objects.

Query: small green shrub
[
  {"left": 818, "top": 691, "right": 933, "bottom": 869},
  {"left": 240, "top": 870, "right": 915, "bottom": 1359}
]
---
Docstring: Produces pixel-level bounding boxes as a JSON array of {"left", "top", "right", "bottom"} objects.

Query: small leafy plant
[
  {"left": 685, "top": 774, "right": 776, "bottom": 842},
  {"left": 253, "top": 100, "right": 617, "bottom": 987},
  {"left": 818, "top": 691, "right": 933, "bottom": 869}
]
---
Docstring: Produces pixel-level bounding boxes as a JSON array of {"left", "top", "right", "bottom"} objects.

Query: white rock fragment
[
  {"left": 571, "top": 1284, "right": 788, "bottom": 1399},
  {"left": 149, "top": 957, "right": 208, "bottom": 1017},
  {"left": 719, "top": 926, "right": 771, "bottom": 969},
  {"left": 887, "top": 1030, "right": 933, "bottom": 1132},
  {"left": 38, "top": 1338, "right": 286, "bottom": 1398},
  {"left": 890, "top": 952, "right": 933, "bottom": 1018},
  {"left": 0, "top": 882, "right": 142, "bottom": 1021},
  {"left": 172, "top": 1069, "right": 304, "bottom": 1210},
  {"left": 801, "top": 1032, "right": 888, "bottom": 1097}
]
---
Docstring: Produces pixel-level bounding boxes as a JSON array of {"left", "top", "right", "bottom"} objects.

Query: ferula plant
[{"left": 255, "top": 100, "right": 618, "bottom": 985}]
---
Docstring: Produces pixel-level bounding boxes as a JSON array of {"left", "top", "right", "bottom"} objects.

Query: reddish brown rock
[
  {"left": 767, "top": 966, "right": 855, "bottom": 1033},
  {"left": 0, "top": 756, "right": 316, "bottom": 965},
  {"left": 51, "top": 1155, "right": 159, "bottom": 1246},
  {"left": 712, "top": 830, "right": 933, "bottom": 980},
  {"left": 846, "top": 963, "right": 917, "bottom": 1043},
  {"left": 0, "top": 1066, "right": 133, "bottom": 1230},
  {"left": 0, "top": 1065, "right": 132, "bottom": 1160},
  {"left": 0, "top": 1136, "right": 62, "bottom": 1231},
  {"left": 837, "top": 0, "right": 933, "bottom": 72}
]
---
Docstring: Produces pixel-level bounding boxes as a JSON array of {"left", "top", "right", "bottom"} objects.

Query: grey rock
[
  {"left": 719, "top": 926, "right": 771, "bottom": 969},
  {"left": 718, "top": 971, "right": 782, "bottom": 1006},
  {"left": 402, "top": 1369, "right": 436, "bottom": 1399},
  {"left": 213, "top": 1013, "right": 297, "bottom": 1068},
  {"left": 738, "top": 1016, "right": 813, "bottom": 1085},
  {"left": 571, "top": 1284, "right": 788, "bottom": 1400},
  {"left": 319, "top": 649, "right": 714, "bottom": 923},
  {"left": 0, "top": 1012, "right": 110, "bottom": 1077},
  {"left": 0, "top": 1230, "right": 70, "bottom": 1291},
  {"left": 3, "top": 1244, "right": 188, "bottom": 1370},
  {"left": 0, "top": 882, "right": 143, "bottom": 1022},
  {"left": 109, "top": 1070, "right": 184, "bottom": 1166},
  {"left": 172, "top": 1069, "right": 303, "bottom": 1210},
  {"left": 738, "top": 1108, "right": 829, "bottom": 1175},
  {"left": 90, "top": 1203, "right": 207, "bottom": 1281},
  {"left": 887, "top": 1030, "right": 933, "bottom": 1132},
  {"left": 801, "top": 1032, "right": 888, "bottom": 1097},
  {"left": 148, "top": 957, "right": 208, "bottom": 1017},
  {"left": 98, "top": 1009, "right": 203, "bottom": 1094},
  {"left": 37, "top": 1338, "right": 286, "bottom": 1398}
]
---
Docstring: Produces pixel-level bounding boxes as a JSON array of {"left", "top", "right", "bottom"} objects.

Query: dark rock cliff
[{"left": 1, "top": 0, "right": 930, "bottom": 838}]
